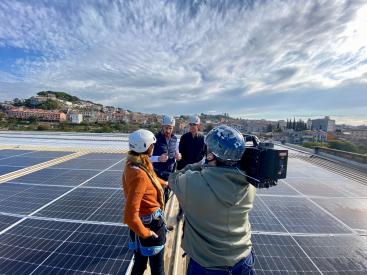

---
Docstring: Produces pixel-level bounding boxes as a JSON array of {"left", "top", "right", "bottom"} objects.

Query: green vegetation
[
  {"left": 302, "top": 140, "right": 367, "bottom": 155},
  {"left": 302, "top": 142, "right": 327, "bottom": 149},
  {"left": 37, "top": 91, "right": 80, "bottom": 102},
  {"left": 38, "top": 99, "right": 61, "bottom": 110},
  {"left": 0, "top": 118, "right": 161, "bottom": 134},
  {"left": 328, "top": 140, "right": 359, "bottom": 153},
  {"left": 286, "top": 118, "right": 307, "bottom": 131}
]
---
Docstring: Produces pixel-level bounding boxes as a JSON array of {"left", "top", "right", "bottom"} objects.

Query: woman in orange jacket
[{"left": 122, "top": 129, "right": 168, "bottom": 275}]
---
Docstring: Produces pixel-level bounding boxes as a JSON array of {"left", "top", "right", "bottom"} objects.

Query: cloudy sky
[{"left": 0, "top": 0, "right": 366, "bottom": 125}]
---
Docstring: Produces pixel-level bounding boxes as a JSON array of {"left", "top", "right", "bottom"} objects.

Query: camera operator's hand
[
  {"left": 175, "top": 152, "right": 182, "bottom": 161},
  {"left": 158, "top": 153, "right": 169, "bottom": 162}
]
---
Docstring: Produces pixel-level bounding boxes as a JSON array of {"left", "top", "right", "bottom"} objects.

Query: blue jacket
[{"left": 153, "top": 131, "right": 178, "bottom": 180}]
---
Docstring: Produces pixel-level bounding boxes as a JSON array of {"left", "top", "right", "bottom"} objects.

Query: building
[
  {"left": 96, "top": 112, "right": 109, "bottom": 123},
  {"left": 29, "top": 96, "right": 48, "bottom": 106},
  {"left": 7, "top": 108, "right": 66, "bottom": 122},
  {"left": 311, "top": 116, "right": 335, "bottom": 132},
  {"left": 79, "top": 109, "right": 99, "bottom": 123},
  {"left": 302, "top": 130, "right": 328, "bottom": 143},
  {"left": 349, "top": 130, "right": 367, "bottom": 141},
  {"left": 69, "top": 113, "right": 83, "bottom": 124}
]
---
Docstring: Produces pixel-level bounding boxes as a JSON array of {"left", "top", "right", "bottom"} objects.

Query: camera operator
[{"left": 168, "top": 125, "right": 256, "bottom": 275}]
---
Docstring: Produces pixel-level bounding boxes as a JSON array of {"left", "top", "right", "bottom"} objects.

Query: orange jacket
[{"left": 122, "top": 164, "right": 166, "bottom": 238}]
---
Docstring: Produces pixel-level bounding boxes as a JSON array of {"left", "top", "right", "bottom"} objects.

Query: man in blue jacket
[{"left": 152, "top": 115, "right": 181, "bottom": 203}]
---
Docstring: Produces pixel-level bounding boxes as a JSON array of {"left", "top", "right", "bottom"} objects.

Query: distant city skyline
[{"left": 0, "top": 0, "right": 366, "bottom": 126}]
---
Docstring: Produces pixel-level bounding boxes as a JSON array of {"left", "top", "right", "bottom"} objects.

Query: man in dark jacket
[
  {"left": 177, "top": 115, "right": 206, "bottom": 170},
  {"left": 152, "top": 115, "right": 181, "bottom": 203},
  {"left": 176, "top": 115, "right": 206, "bottom": 220}
]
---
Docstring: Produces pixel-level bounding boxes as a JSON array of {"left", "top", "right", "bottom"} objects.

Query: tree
[
  {"left": 38, "top": 99, "right": 61, "bottom": 110},
  {"left": 266, "top": 124, "right": 273, "bottom": 132},
  {"left": 274, "top": 122, "right": 282, "bottom": 132},
  {"left": 328, "top": 141, "right": 358, "bottom": 153}
]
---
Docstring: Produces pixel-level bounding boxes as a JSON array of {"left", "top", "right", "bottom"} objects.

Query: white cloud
[{"left": 0, "top": 0, "right": 366, "bottom": 124}]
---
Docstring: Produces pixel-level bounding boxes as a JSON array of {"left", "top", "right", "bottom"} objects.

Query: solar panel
[
  {"left": 31, "top": 223, "right": 132, "bottom": 274},
  {"left": 51, "top": 158, "right": 121, "bottom": 170},
  {"left": 294, "top": 235, "right": 367, "bottom": 274},
  {"left": 0, "top": 219, "right": 132, "bottom": 274},
  {"left": 288, "top": 178, "right": 352, "bottom": 197},
  {"left": 76, "top": 153, "right": 124, "bottom": 160},
  {"left": 0, "top": 142, "right": 366, "bottom": 274},
  {"left": 0, "top": 166, "right": 24, "bottom": 176},
  {"left": 0, "top": 184, "right": 70, "bottom": 215},
  {"left": 11, "top": 168, "right": 102, "bottom": 187},
  {"left": 0, "top": 214, "right": 20, "bottom": 231},
  {"left": 312, "top": 198, "right": 367, "bottom": 233},
  {"left": 87, "top": 191, "right": 124, "bottom": 223},
  {"left": 0, "top": 151, "right": 72, "bottom": 167},
  {"left": 26, "top": 151, "right": 73, "bottom": 158},
  {"left": 250, "top": 198, "right": 286, "bottom": 233},
  {"left": 256, "top": 183, "right": 299, "bottom": 196},
  {"left": 259, "top": 196, "right": 352, "bottom": 234},
  {"left": 83, "top": 171, "right": 122, "bottom": 188},
  {"left": 252, "top": 234, "right": 320, "bottom": 274},
  {"left": 0, "top": 149, "right": 34, "bottom": 159},
  {"left": 34, "top": 188, "right": 124, "bottom": 222}
]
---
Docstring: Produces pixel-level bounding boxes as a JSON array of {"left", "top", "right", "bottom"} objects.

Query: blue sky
[{"left": 0, "top": 0, "right": 366, "bottom": 125}]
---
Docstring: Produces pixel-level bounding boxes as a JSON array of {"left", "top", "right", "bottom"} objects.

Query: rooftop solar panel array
[
  {"left": 0, "top": 150, "right": 132, "bottom": 274},
  {"left": 0, "top": 148, "right": 366, "bottom": 274}
]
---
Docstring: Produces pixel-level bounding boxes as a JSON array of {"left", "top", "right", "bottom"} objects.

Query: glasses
[{"left": 189, "top": 123, "right": 197, "bottom": 126}]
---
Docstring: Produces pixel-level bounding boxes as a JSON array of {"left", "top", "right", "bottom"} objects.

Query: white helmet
[
  {"left": 189, "top": 115, "right": 200, "bottom": 125},
  {"left": 162, "top": 115, "right": 175, "bottom": 126},
  {"left": 129, "top": 129, "right": 156, "bottom": 153}
]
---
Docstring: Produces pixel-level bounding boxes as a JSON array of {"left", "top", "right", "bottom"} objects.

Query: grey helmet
[
  {"left": 162, "top": 115, "right": 175, "bottom": 126},
  {"left": 205, "top": 125, "right": 245, "bottom": 163}
]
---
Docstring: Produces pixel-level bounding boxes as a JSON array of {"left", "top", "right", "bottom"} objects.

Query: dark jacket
[
  {"left": 153, "top": 131, "right": 178, "bottom": 180},
  {"left": 177, "top": 132, "right": 206, "bottom": 170}
]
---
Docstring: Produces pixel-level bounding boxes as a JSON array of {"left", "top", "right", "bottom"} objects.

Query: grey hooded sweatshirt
[{"left": 168, "top": 163, "right": 256, "bottom": 268}]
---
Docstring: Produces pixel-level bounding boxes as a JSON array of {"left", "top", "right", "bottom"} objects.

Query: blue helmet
[{"left": 205, "top": 125, "right": 245, "bottom": 162}]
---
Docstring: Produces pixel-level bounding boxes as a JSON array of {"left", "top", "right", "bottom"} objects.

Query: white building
[{"left": 69, "top": 113, "right": 83, "bottom": 124}]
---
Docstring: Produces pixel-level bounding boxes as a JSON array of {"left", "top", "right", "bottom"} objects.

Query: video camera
[{"left": 239, "top": 135, "right": 288, "bottom": 188}]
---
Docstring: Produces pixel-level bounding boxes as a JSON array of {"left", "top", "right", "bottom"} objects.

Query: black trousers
[
  {"left": 131, "top": 247, "right": 165, "bottom": 275},
  {"left": 130, "top": 217, "right": 166, "bottom": 275}
]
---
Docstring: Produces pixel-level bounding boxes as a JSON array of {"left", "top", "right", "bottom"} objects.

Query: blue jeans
[{"left": 186, "top": 250, "right": 255, "bottom": 275}]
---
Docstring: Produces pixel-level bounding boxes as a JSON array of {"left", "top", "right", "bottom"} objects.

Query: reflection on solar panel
[{"left": 294, "top": 236, "right": 367, "bottom": 274}]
